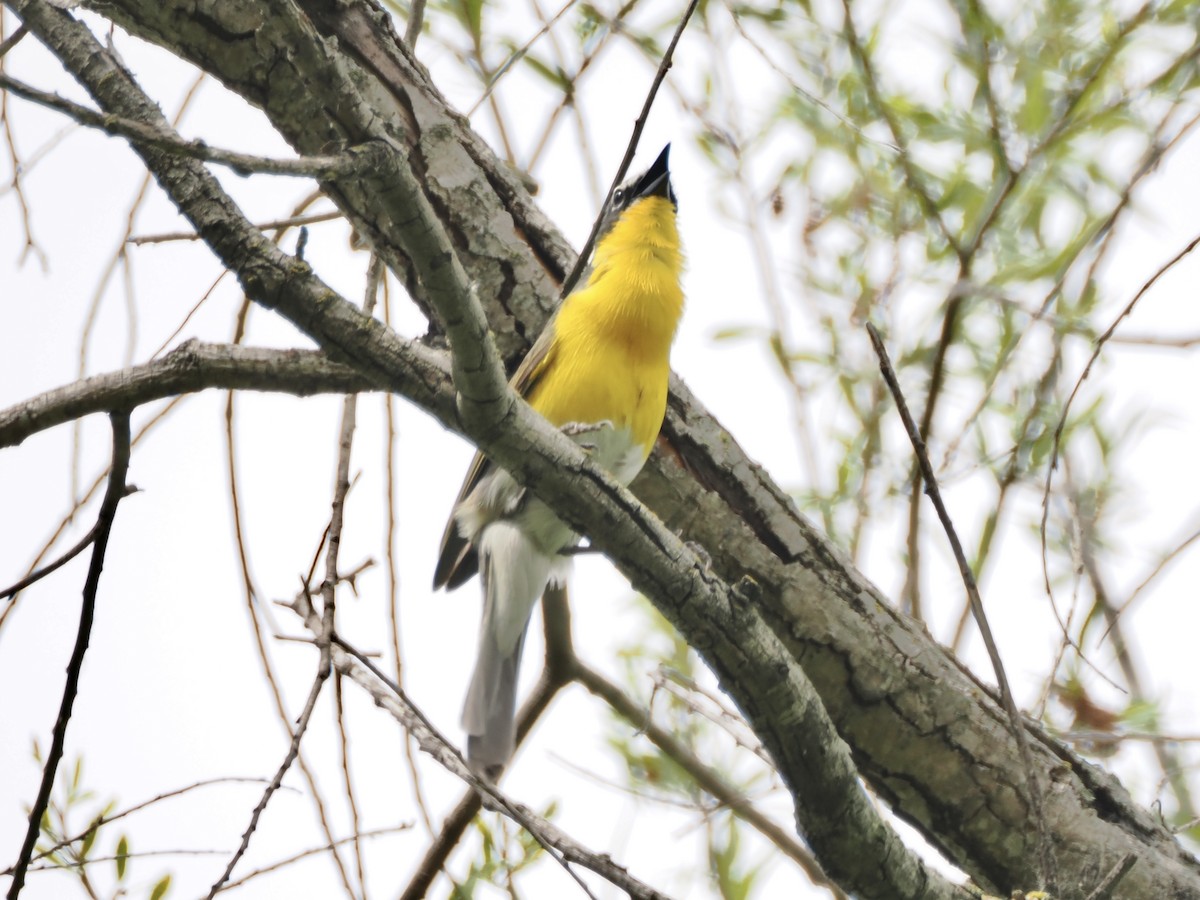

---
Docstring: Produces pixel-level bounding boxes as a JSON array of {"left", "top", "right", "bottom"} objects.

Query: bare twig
[
  {"left": 576, "top": 662, "right": 847, "bottom": 899},
  {"left": 1083, "top": 853, "right": 1138, "bottom": 900},
  {"left": 67, "top": 70, "right": 205, "bottom": 525},
  {"left": 1060, "top": 730, "right": 1200, "bottom": 745},
  {"left": 839, "top": 0, "right": 963, "bottom": 263},
  {"left": 217, "top": 825, "right": 412, "bottom": 893},
  {"left": 1104, "top": 523, "right": 1200, "bottom": 642},
  {"left": 7, "top": 411, "right": 132, "bottom": 900},
  {"left": 130, "top": 210, "right": 343, "bottom": 245},
  {"left": 222, "top": 297, "right": 353, "bottom": 897},
  {"left": 1108, "top": 332, "right": 1200, "bottom": 348},
  {"left": 866, "top": 323, "right": 1054, "bottom": 890},
  {"left": 327, "top": 635, "right": 665, "bottom": 900},
  {"left": 404, "top": 0, "right": 425, "bottom": 47},
  {"left": 0, "top": 520, "right": 99, "bottom": 599},
  {"left": 0, "top": 15, "right": 45, "bottom": 267},
  {"left": 9, "top": 777, "right": 275, "bottom": 873},
  {"left": 1076, "top": 509, "right": 1196, "bottom": 822},
  {"left": 396, "top": 675, "right": 563, "bottom": 900},
  {"left": 1040, "top": 232, "right": 1200, "bottom": 594},
  {"left": 326, "top": 254, "right": 384, "bottom": 899},
  {"left": 399, "top": 591, "right": 574, "bottom": 900},
  {"left": 465, "top": 0, "right": 578, "bottom": 117},
  {"left": 0, "top": 397, "right": 182, "bottom": 632},
  {"left": 376, "top": 270, "right": 436, "bottom": 839},
  {"left": 523, "top": 0, "right": 638, "bottom": 186},
  {"left": 0, "top": 20, "right": 26, "bottom": 56},
  {"left": 203, "top": 660, "right": 332, "bottom": 900},
  {"left": 0, "top": 72, "right": 368, "bottom": 178},
  {"left": 31, "top": 848, "right": 226, "bottom": 870},
  {"left": 651, "top": 669, "right": 770, "bottom": 766}
]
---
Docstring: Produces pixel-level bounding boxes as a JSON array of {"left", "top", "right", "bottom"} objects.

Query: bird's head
[{"left": 591, "top": 144, "right": 680, "bottom": 268}]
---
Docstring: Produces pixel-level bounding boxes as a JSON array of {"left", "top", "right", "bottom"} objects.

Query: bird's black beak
[{"left": 634, "top": 144, "right": 676, "bottom": 207}]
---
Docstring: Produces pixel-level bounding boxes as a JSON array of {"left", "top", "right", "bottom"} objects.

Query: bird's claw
[{"left": 561, "top": 420, "right": 614, "bottom": 454}]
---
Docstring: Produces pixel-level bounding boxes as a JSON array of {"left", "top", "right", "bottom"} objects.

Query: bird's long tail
[{"left": 461, "top": 522, "right": 557, "bottom": 779}]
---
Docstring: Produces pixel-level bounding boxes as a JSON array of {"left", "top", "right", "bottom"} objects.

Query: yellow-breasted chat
[{"left": 434, "top": 145, "right": 684, "bottom": 778}]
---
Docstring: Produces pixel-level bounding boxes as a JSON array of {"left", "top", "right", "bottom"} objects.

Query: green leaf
[
  {"left": 81, "top": 817, "right": 100, "bottom": 857},
  {"left": 1121, "top": 699, "right": 1160, "bottom": 732},
  {"left": 116, "top": 835, "right": 129, "bottom": 881},
  {"left": 149, "top": 873, "right": 172, "bottom": 900},
  {"left": 710, "top": 325, "right": 762, "bottom": 343},
  {"left": 522, "top": 55, "right": 572, "bottom": 94}
]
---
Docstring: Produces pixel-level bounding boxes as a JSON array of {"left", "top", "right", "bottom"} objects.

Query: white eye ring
[{"left": 612, "top": 187, "right": 625, "bottom": 205}]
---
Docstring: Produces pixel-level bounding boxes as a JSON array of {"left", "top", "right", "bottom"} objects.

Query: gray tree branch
[{"left": 0, "top": 341, "right": 410, "bottom": 450}]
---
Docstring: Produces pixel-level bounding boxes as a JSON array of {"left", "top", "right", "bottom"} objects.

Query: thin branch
[
  {"left": 1077, "top": 511, "right": 1196, "bottom": 822},
  {"left": 523, "top": 0, "right": 638, "bottom": 181},
  {"left": 221, "top": 301, "right": 354, "bottom": 898},
  {"left": 575, "top": 662, "right": 847, "bottom": 900},
  {"left": 148, "top": 269, "right": 229, "bottom": 360},
  {"left": 31, "top": 848, "right": 226, "bottom": 870},
  {"left": 203, "top": 658, "right": 332, "bottom": 900},
  {"left": 866, "top": 323, "right": 1054, "bottom": 891},
  {"left": 1108, "top": 332, "right": 1200, "bottom": 349},
  {"left": 398, "top": 791, "right": 481, "bottom": 900},
  {"left": 322, "top": 632, "right": 666, "bottom": 900},
  {"left": 129, "top": 210, "right": 343, "bottom": 245},
  {"left": 9, "top": 777, "right": 275, "bottom": 873},
  {"left": 324, "top": 254, "right": 384, "bottom": 900},
  {"left": 0, "top": 122, "right": 73, "bottom": 200},
  {"left": 0, "top": 14, "right": 46, "bottom": 267},
  {"left": 332, "top": 676, "right": 367, "bottom": 898},
  {"left": 0, "top": 397, "right": 181, "bottom": 631},
  {"left": 217, "top": 825, "right": 412, "bottom": 894},
  {"left": 1059, "top": 730, "right": 1200, "bottom": 745},
  {"left": 403, "top": 0, "right": 425, "bottom": 47},
  {"left": 723, "top": 1, "right": 895, "bottom": 152},
  {"left": 465, "top": 0, "right": 578, "bottom": 117},
  {"left": 1040, "top": 231, "right": 1200, "bottom": 594},
  {"left": 0, "top": 520, "right": 99, "bottom": 599},
  {"left": 0, "top": 20, "right": 26, "bottom": 56},
  {"left": 67, "top": 69, "right": 205, "bottom": 512},
  {"left": 839, "top": 0, "right": 963, "bottom": 263},
  {"left": 399, "top": 594, "right": 571, "bottom": 900},
  {"left": 7, "top": 411, "right": 132, "bottom": 900},
  {"left": 1103, "top": 524, "right": 1200, "bottom": 642},
  {"left": 1083, "top": 853, "right": 1138, "bottom": 900},
  {"left": 651, "top": 670, "right": 771, "bottom": 767},
  {"left": 378, "top": 274, "right": 435, "bottom": 838},
  {"left": 397, "top": 675, "right": 562, "bottom": 900},
  {"left": 0, "top": 72, "right": 368, "bottom": 178}
]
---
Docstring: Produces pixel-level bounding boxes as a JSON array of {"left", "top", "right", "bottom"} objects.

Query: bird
[{"left": 432, "top": 144, "right": 685, "bottom": 779}]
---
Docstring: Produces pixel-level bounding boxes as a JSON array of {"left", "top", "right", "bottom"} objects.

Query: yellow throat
[{"left": 527, "top": 194, "right": 684, "bottom": 457}]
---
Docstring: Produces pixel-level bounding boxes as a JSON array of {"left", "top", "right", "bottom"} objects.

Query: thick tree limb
[{"left": 0, "top": 341, "right": 417, "bottom": 449}]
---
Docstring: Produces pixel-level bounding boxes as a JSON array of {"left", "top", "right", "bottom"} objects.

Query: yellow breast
[{"left": 527, "top": 196, "right": 684, "bottom": 457}]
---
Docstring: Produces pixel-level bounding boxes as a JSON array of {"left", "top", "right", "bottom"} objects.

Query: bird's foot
[{"left": 560, "top": 419, "right": 614, "bottom": 453}]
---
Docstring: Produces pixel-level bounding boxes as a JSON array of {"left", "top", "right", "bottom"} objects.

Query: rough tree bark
[{"left": 5, "top": 0, "right": 1199, "bottom": 897}]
